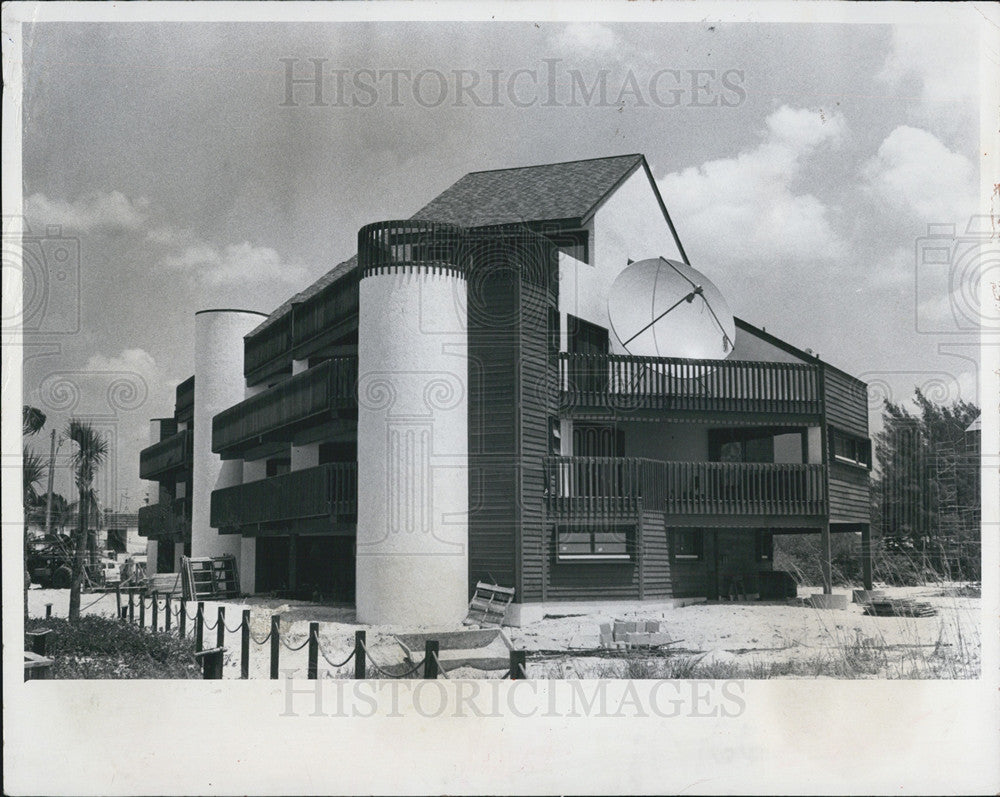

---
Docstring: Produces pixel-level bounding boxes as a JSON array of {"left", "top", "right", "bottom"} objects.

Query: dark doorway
[
  {"left": 156, "top": 540, "right": 175, "bottom": 573},
  {"left": 255, "top": 536, "right": 291, "bottom": 592},
  {"left": 255, "top": 535, "right": 356, "bottom": 602}
]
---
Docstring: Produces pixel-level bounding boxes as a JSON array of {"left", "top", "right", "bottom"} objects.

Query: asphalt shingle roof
[{"left": 248, "top": 154, "right": 644, "bottom": 335}]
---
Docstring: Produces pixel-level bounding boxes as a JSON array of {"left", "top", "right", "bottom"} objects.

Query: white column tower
[
  {"left": 355, "top": 222, "right": 469, "bottom": 626},
  {"left": 190, "top": 309, "right": 267, "bottom": 560}
]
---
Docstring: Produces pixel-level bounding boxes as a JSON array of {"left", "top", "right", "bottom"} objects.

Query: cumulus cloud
[
  {"left": 549, "top": 22, "right": 623, "bottom": 56},
  {"left": 657, "top": 105, "right": 848, "bottom": 264},
  {"left": 25, "top": 190, "right": 149, "bottom": 233},
  {"left": 877, "top": 24, "right": 979, "bottom": 134},
  {"left": 861, "top": 125, "right": 977, "bottom": 224},
  {"left": 159, "top": 240, "right": 309, "bottom": 287}
]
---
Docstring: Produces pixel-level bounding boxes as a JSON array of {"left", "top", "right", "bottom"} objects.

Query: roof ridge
[{"left": 464, "top": 152, "right": 643, "bottom": 176}]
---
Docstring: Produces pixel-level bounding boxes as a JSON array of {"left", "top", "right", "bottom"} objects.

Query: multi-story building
[{"left": 138, "top": 154, "right": 872, "bottom": 626}]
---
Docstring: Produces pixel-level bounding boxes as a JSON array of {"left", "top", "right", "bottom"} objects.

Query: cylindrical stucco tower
[
  {"left": 191, "top": 309, "right": 267, "bottom": 560},
  {"left": 356, "top": 221, "right": 469, "bottom": 626}
]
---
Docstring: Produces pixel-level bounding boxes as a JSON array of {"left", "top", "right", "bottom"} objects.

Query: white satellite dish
[{"left": 608, "top": 257, "right": 735, "bottom": 361}]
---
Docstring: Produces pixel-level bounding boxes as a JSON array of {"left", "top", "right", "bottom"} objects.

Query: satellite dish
[{"left": 608, "top": 257, "right": 735, "bottom": 361}]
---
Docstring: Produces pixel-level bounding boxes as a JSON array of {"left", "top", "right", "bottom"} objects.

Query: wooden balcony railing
[
  {"left": 544, "top": 456, "right": 827, "bottom": 518},
  {"left": 210, "top": 463, "right": 357, "bottom": 530},
  {"left": 137, "top": 497, "right": 191, "bottom": 539},
  {"left": 558, "top": 353, "right": 822, "bottom": 415},
  {"left": 139, "top": 430, "right": 192, "bottom": 480},
  {"left": 292, "top": 274, "right": 359, "bottom": 357},
  {"left": 212, "top": 357, "right": 358, "bottom": 454},
  {"left": 244, "top": 312, "right": 292, "bottom": 380},
  {"left": 175, "top": 375, "right": 194, "bottom": 419}
]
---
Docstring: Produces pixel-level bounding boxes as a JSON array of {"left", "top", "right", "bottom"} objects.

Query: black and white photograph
[{"left": 3, "top": 2, "right": 998, "bottom": 794}]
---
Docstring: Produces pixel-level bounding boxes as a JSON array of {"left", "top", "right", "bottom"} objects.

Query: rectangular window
[
  {"left": 671, "top": 529, "right": 704, "bottom": 560},
  {"left": 557, "top": 525, "right": 633, "bottom": 561},
  {"left": 829, "top": 428, "right": 872, "bottom": 468}
]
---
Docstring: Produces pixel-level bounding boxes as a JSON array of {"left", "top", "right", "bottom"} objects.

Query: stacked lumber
[
  {"left": 600, "top": 620, "right": 675, "bottom": 649},
  {"left": 147, "top": 572, "right": 182, "bottom": 596},
  {"left": 862, "top": 598, "right": 937, "bottom": 617}
]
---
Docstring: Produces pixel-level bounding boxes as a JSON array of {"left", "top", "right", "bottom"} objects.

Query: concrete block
[
  {"left": 613, "top": 621, "right": 628, "bottom": 641},
  {"left": 644, "top": 620, "right": 660, "bottom": 633},
  {"left": 647, "top": 633, "right": 672, "bottom": 646},
  {"left": 852, "top": 589, "right": 886, "bottom": 604},
  {"left": 809, "top": 593, "right": 848, "bottom": 610},
  {"left": 626, "top": 632, "right": 652, "bottom": 647}
]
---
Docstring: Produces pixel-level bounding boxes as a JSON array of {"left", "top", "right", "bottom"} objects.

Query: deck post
[
  {"left": 423, "top": 640, "right": 439, "bottom": 679},
  {"left": 509, "top": 650, "right": 527, "bottom": 679},
  {"left": 354, "top": 630, "right": 366, "bottom": 680},
  {"left": 821, "top": 521, "right": 832, "bottom": 595},
  {"left": 195, "top": 601, "right": 204, "bottom": 651},
  {"left": 151, "top": 591, "right": 159, "bottom": 631},
  {"left": 307, "top": 622, "right": 319, "bottom": 680},
  {"left": 45, "top": 603, "right": 53, "bottom": 619},
  {"left": 115, "top": 586, "right": 121, "bottom": 618},
  {"left": 270, "top": 615, "right": 280, "bottom": 680},
  {"left": 241, "top": 609, "right": 251, "bottom": 679},
  {"left": 179, "top": 598, "right": 187, "bottom": 638},
  {"left": 165, "top": 595, "right": 172, "bottom": 632},
  {"left": 861, "top": 523, "right": 873, "bottom": 591},
  {"left": 128, "top": 588, "right": 135, "bottom": 623},
  {"left": 217, "top": 607, "right": 225, "bottom": 649}
]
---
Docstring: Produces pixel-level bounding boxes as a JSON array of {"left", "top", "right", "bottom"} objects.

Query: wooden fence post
[
  {"left": 269, "top": 615, "right": 280, "bottom": 680},
  {"left": 179, "top": 598, "right": 187, "bottom": 638},
  {"left": 195, "top": 601, "right": 204, "bottom": 652},
  {"left": 151, "top": 591, "right": 159, "bottom": 632},
  {"left": 139, "top": 589, "right": 146, "bottom": 629},
  {"left": 424, "top": 640, "right": 439, "bottom": 679},
  {"left": 307, "top": 622, "right": 319, "bottom": 680},
  {"left": 115, "top": 586, "right": 121, "bottom": 619},
  {"left": 195, "top": 648, "right": 224, "bottom": 680},
  {"left": 216, "top": 607, "right": 225, "bottom": 650},
  {"left": 128, "top": 589, "right": 134, "bottom": 623},
  {"left": 45, "top": 603, "right": 53, "bottom": 619},
  {"left": 165, "top": 595, "right": 172, "bottom": 632},
  {"left": 241, "top": 609, "right": 250, "bottom": 680},
  {"left": 27, "top": 629, "right": 52, "bottom": 656},
  {"left": 354, "top": 630, "right": 366, "bottom": 680},
  {"left": 509, "top": 650, "right": 526, "bottom": 679}
]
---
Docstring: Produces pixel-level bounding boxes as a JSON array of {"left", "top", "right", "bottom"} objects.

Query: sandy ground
[{"left": 26, "top": 583, "right": 981, "bottom": 679}]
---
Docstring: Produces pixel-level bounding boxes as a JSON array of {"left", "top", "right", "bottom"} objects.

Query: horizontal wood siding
[
  {"left": 640, "top": 509, "right": 671, "bottom": 598},
  {"left": 828, "top": 461, "right": 871, "bottom": 523},
  {"left": 823, "top": 366, "right": 868, "bottom": 437},
  {"left": 668, "top": 528, "right": 772, "bottom": 598}
]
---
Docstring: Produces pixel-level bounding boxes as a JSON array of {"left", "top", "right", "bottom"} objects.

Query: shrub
[{"left": 25, "top": 616, "right": 200, "bottom": 679}]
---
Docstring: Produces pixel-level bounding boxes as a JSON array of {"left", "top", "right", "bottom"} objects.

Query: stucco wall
[{"left": 356, "top": 269, "right": 469, "bottom": 626}]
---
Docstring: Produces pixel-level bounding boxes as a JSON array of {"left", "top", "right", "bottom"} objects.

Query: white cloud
[
  {"left": 861, "top": 125, "right": 976, "bottom": 224},
  {"left": 159, "top": 241, "right": 309, "bottom": 287},
  {"left": 25, "top": 191, "right": 149, "bottom": 233},
  {"left": 877, "top": 24, "right": 979, "bottom": 133},
  {"left": 657, "top": 105, "right": 848, "bottom": 264}
]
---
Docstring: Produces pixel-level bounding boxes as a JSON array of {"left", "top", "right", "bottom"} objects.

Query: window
[
  {"left": 829, "top": 428, "right": 872, "bottom": 468},
  {"left": 557, "top": 525, "right": 633, "bottom": 560},
  {"left": 755, "top": 530, "right": 773, "bottom": 562},
  {"left": 671, "top": 529, "right": 704, "bottom": 560},
  {"left": 549, "top": 417, "right": 562, "bottom": 455},
  {"left": 546, "top": 230, "right": 590, "bottom": 264}
]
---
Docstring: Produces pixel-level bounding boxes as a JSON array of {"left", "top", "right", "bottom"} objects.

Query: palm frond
[
  {"left": 23, "top": 446, "right": 47, "bottom": 506},
  {"left": 22, "top": 405, "right": 47, "bottom": 437}
]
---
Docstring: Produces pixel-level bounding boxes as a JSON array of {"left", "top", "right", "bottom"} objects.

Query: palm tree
[
  {"left": 23, "top": 446, "right": 46, "bottom": 508},
  {"left": 23, "top": 405, "right": 47, "bottom": 437},
  {"left": 65, "top": 419, "right": 108, "bottom": 621}
]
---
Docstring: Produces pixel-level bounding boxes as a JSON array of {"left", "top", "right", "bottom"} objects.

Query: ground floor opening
[{"left": 254, "top": 534, "right": 355, "bottom": 603}]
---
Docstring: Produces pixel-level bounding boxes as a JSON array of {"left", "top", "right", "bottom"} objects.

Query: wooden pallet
[
  {"left": 464, "top": 582, "right": 515, "bottom": 627},
  {"left": 181, "top": 555, "right": 240, "bottom": 601},
  {"left": 862, "top": 599, "right": 937, "bottom": 618}
]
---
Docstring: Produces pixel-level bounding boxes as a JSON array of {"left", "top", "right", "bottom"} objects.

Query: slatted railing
[
  {"left": 559, "top": 353, "right": 822, "bottom": 415},
  {"left": 244, "top": 311, "right": 292, "bottom": 380},
  {"left": 210, "top": 462, "right": 357, "bottom": 530},
  {"left": 292, "top": 274, "right": 359, "bottom": 354},
  {"left": 139, "top": 430, "right": 192, "bottom": 480},
  {"left": 137, "top": 497, "right": 191, "bottom": 539},
  {"left": 544, "top": 456, "right": 827, "bottom": 518},
  {"left": 212, "top": 357, "right": 357, "bottom": 454}
]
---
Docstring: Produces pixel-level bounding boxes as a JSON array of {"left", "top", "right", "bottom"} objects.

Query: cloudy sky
[{"left": 16, "top": 11, "right": 987, "bottom": 510}]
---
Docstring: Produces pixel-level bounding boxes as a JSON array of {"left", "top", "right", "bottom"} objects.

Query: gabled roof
[
  {"left": 410, "top": 153, "right": 645, "bottom": 228},
  {"left": 248, "top": 154, "right": 648, "bottom": 336}
]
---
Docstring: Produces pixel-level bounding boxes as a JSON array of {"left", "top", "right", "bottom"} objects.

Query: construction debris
[
  {"left": 862, "top": 599, "right": 937, "bottom": 618},
  {"left": 464, "top": 582, "right": 515, "bottom": 626},
  {"left": 600, "top": 620, "right": 679, "bottom": 650}
]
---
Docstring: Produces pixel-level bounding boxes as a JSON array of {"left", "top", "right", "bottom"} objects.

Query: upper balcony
[
  {"left": 137, "top": 497, "right": 191, "bottom": 540},
  {"left": 558, "top": 353, "right": 823, "bottom": 421},
  {"left": 544, "top": 456, "right": 828, "bottom": 523},
  {"left": 210, "top": 462, "right": 357, "bottom": 534},
  {"left": 139, "top": 430, "right": 192, "bottom": 481},
  {"left": 212, "top": 357, "right": 358, "bottom": 458},
  {"left": 175, "top": 375, "right": 194, "bottom": 423}
]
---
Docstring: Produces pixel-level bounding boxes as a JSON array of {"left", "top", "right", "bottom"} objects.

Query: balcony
[
  {"left": 137, "top": 498, "right": 191, "bottom": 540},
  {"left": 212, "top": 357, "right": 358, "bottom": 456},
  {"left": 210, "top": 463, "right": 357, "bottom": 533},
  {"left": 291, "top": 274, "right": 359, "bottom": 360},
  {"left": 244, "top": 312, "right": 292, "bottom": 383},
  {"left": 544, "top": 456, "right": 827, "bottom": 520},
  {"left": 558, "top": 353, "right": 822, "bottom": 419},
  {"left": 139, "top": 430, "right": 192, "bottom": 480},
  {"left": 175, "top": 375, "right": 194, "bottom": 422}
]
